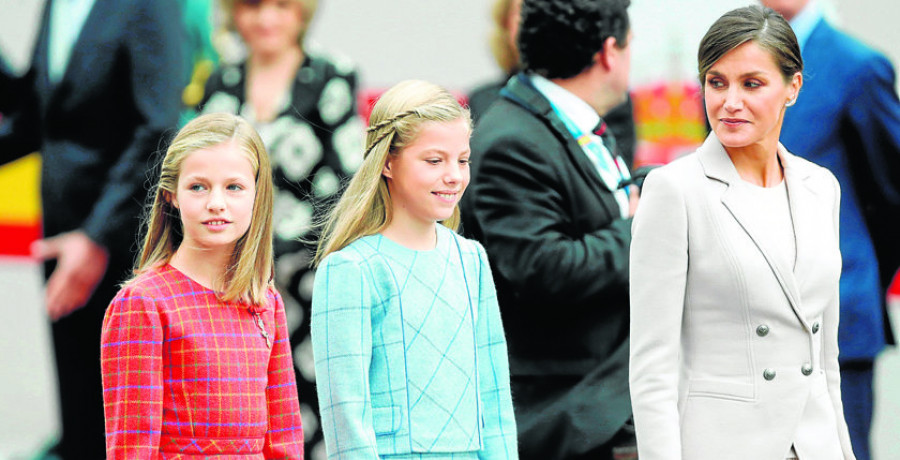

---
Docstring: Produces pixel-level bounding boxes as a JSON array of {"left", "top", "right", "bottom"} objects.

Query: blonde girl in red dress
[{"left": 100, "top": 113, "right": 304, "bottom": 459}]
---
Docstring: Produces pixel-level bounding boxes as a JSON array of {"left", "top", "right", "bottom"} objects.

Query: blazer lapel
[
  {"left": 781, "top": 146, "right": 817, "bottom": 310},
  {"left": 698, "top": 135, "right": 808, "bottom": 327},
  {"left": 48, "top": 0, "right": 105, "bottom": 107},
  {"left": 61, "top": 0, "right": 104, "bottom": 80},
  {"left": 502, "top": 74, "right": 620, "bottom": 217},
  {"left": 32, "top": 0, "right": 54, "bottom": 107}
]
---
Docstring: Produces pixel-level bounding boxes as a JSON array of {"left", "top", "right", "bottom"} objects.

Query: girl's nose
[
  {"left": 207, "top": 189, "right": 226, "bottom": 211},
  {"left": 444, "top": 162, "right": 463, "bottom": 184}
]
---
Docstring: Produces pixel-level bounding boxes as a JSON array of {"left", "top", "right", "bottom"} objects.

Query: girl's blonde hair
[
  {"left": 313, "top": 80, "right": 471, "bottom": 266},
  {"left": 132, "top": 113, "right": 275, "bottom": 306},
  {"left": 221, "top": 0, "right": 318, "bottom": 47}
]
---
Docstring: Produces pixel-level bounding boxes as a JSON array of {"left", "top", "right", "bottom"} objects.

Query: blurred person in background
[
  {"left": 179, "top": 0, "right": 219, "bottom": 125},
  {"left": 467, "top": 0, "right": 638, "bottom": 166},
  {"left": 461, "top": 0, "right": 639, "bottom": 458},
  {"left": 0, "top": 0, "right": 185, "bottom": 457},
  {"left": 198, "top": 0, "right": 363, "bottom": 456},
  {"left": 467, "top": 0, "right": 521, "bottom": 124},
  {"left": 759, "top": 1, "right": 900, "bottom": 458}
]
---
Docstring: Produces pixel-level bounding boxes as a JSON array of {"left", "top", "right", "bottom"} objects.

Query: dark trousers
[
  {"left": 841, "top": 360, "right": 874, "bottom": 460},
  {"left": 48, "top": 259, "right": 127, "bottom": 460},
  {"left": 50, "top": 300, "right": 107, "bottom": 459},
  {"left": 512, "top": 373, "right": 635, "bottom": 460},
  {"left": 567, "top": 423, "right": 637, "bottom": 460}
]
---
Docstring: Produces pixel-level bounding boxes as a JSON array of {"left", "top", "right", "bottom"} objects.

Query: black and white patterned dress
[{"left": 200, "top": 51, "right": 363, "bottom": 460}]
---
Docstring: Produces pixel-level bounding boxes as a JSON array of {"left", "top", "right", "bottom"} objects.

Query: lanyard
[{"left": 548, "top": 102, "right": 631, "bottom": 195}]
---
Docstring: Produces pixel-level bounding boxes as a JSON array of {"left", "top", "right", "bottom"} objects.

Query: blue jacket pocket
[{"left": 372, "top": 405, "right": 402, "bottom": 435}]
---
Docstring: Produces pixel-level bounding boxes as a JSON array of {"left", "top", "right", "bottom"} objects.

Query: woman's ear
[{"left": 790, "top": 71, "right": 803, "bottom": 101}]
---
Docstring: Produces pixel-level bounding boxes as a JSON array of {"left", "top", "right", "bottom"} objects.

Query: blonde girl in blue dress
[{"left": 310, "top": 80, "right": 518, "bottom": 459}]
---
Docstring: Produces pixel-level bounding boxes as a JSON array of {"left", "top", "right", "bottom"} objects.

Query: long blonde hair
[
  {"left": 131, "top": 113, "right": 275, "bottom": 305},
  {"left": 313, "top": 80, "right": 471, "bottom": 266}
]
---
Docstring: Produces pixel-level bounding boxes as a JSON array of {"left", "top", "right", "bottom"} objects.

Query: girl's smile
[{"left": 382, "top": 118, "right": 471, "bottom": 230}]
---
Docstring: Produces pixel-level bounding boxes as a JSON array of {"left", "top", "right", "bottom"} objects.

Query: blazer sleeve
[
  {"left": 822, "top": 174, "right": 857, "bottom": 459},
  {"left": 845, "top": 52, "right": 900, "bottom": 209},
  {"left": 311, "top": 251, "right": 380, "bottom": 459},
  {"left": 843, "top": 52, "right": 900, "bottom": 283},
  {"left": 472, "top": 134, "right": 631, "bottom": 305},
  {"left": 263, "top": 290, "right": 306, "bottom": 459},
  {"left": 80, "top": 0, "right": 185, "bottom": 251},
  {"left": 0, "top": 67, "right": 41, "bottom": 165},
  {"left": 628, "top": 169, "right": 689, "bottom": 459},
  {"left": 100, "top": 285, "right": 165, "bottom": 460},
  {"left": 473, "top": 242, "right": 518, "bottom": 460}
]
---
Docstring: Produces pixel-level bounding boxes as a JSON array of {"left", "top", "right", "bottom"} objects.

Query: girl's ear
[
  {"left": 382, "top": 157, "right": 394, "bottom": 179},
  {"left": 166, "top": 191, "right": 179, "bottom": 209}
]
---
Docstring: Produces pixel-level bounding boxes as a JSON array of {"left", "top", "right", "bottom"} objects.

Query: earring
[{"left": 785, "top": 97, "right": 797, "bottom": 107}]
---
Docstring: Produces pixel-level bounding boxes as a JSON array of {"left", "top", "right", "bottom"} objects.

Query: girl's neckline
[
  {"left": 164, "top": 263, "right": 269, "bottom": 312},
  {"left": 163, "top": 262, "right": 267, "bottom": 313},
  {"left": 165, "top": 263, "right": 215, "bottom": 293},
  {"left": 375, "top": 225, "right": 451, "bottom": 254}
]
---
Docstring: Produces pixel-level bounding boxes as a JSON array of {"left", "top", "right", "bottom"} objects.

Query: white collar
[
  {"left": 788, "top": 0, "right": 824, "bottom": 52},
  {"left": 530, "top": 74, "right": 601, "bottom": 134}
]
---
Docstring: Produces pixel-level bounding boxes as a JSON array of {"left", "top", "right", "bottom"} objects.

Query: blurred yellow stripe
[{"left": 0, "top": 153, "right": 42, "bottom": 224}]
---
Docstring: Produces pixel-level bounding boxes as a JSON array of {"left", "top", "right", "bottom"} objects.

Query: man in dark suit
[
  {"left": 760, "top": 2, "right": 900, "bottom": 459},
  {"left": 0, "top": 1, "right": 184, "bottom": 457},
  {"left": 461, "top": 0, "right": 637, "bottom": 458}
]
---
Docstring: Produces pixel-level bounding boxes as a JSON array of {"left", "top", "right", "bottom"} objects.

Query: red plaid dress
[{"left": 101, "top": 264, "right": 304, "bottom": 459}]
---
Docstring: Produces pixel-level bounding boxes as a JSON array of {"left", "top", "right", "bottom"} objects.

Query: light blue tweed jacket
[{"left": 311, "top": 225, "right": 518, "bottom": 459}]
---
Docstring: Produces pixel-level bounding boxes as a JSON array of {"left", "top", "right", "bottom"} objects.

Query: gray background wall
[{"left": 3, "top": 1, "right": 900, "bottom": 91}]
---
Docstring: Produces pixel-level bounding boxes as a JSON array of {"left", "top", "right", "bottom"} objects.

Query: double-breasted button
[
  {"left": 756, "top": 324, "right": 770, "bottom": 337},
  {"left": 763, "top": 368, "right": 777, "bottom": 380},
  {"left": 812, "top": 322, "right": 820, "bottom": 334},
  {"left": 801, "top": 363, "right": 813, "bottom": 376}
]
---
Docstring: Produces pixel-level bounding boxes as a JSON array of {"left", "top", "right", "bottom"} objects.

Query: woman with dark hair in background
[
  {"left": 199, "top": 0, "right": 363, "bottom": 456},
  {"left": 629, "top": 6, "right": 855, "bottom": 459}
]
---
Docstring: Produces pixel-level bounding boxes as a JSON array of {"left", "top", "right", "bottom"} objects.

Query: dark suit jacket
[
  {"left": 780, "top": 19, "right": 900, "bottom": 358},
  {"left": 468, "top": 75, "right": 638, "bottom": 167},
  {"left": 0, "top": 0, "right": 185, "bottom": 279},
  {"left": 0, "top": 2, "right": 184, "bottom": 456},
  {"left": 461, "top": 73, "right": 632, "bottom": 456}
]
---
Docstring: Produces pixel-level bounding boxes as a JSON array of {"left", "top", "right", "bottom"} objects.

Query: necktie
[
  {"left": 593, "top": 121, "right": 618, "bottom": 159},
  {"left": 593, "top": 120, "right": 633, "bottom": 194}
]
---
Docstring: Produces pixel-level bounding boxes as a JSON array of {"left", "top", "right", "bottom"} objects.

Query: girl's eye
[
  {"left": 744, "top": 80, "right": 761, "bottom": 89},
  {"left": 707, "top": 79, "right": 724, "bottom": 89},
  {"left": 189, "top": 184, "right": 206, "bottom": 192},
  {"left": 459, "top": 158, "right": 471, "bottom": 166},
  {"left": 227, "top": 184, "right": 244, "bottom": 191},
  {"left": 426, "top": 159, "right": 441, "bottom": 165}
]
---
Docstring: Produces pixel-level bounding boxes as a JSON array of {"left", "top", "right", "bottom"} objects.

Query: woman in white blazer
[{"left": 629, "top": 6, "right": 855, "bottom": 460}]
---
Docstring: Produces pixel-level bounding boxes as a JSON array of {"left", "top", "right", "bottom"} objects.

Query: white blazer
[{"left": 629, "top": 134, "right": 855, "bottom": 460}]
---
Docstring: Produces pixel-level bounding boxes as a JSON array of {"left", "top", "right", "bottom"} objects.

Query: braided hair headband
[{"left": 363, "top": 108, "right": 420, "bottom": 158}]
